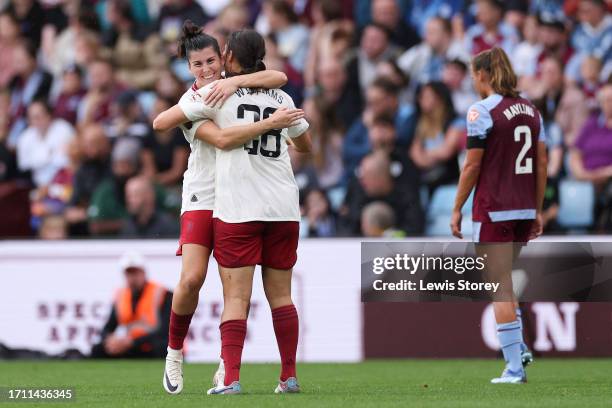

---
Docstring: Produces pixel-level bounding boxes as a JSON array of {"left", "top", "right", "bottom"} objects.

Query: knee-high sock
[
  {"left": 168, "top": 311, "right": 194, "bottom": 351},
  {"left": 515, "top": 307, "right": 527, "bottom": 352},
  {"left": 272, "top": 305, "right": 299, "bottom": 381},
  {"left": 220, "top": 319, "right": 247, "bottom": 385},
  {"left": 497, "top": 320, "right": 524, "bottom": 375}
]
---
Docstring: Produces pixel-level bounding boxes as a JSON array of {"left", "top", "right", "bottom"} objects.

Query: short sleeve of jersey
[
  {"left": 180, "top": 119, "right": 208, "bottom": 144},
  {"left": 178, "top": 85, "right": 217, "bottom": 122},
  {"left": 283, "top": 95, "right": 309, "bottom": 138},
  {"left": 537, "top": 112, "right": 546, "bottom": 143},
  {"left": 466, "top": 102, "right": 493, "bottom": 148}
]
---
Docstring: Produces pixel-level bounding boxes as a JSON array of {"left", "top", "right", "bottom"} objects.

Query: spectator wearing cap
[
  {"left": 370, "top": 0, "right": 420, "bottom": 50},
  {"left": 103, "top": 0, "right": 169, "bottom": 90},
  {"left": 156, "top": 0, "right": 209, "bottom": 58},
  {"left": 503, "top": 0, "right": 530, "bottom": 32},
  {"left": 120, "top": 176, "right": 178, "bottom": 238},
  {"left": 52, "top": 65, "right": 87, "bottom": 125},
  {"left": 536, "top": 10, "right": 579, "bottom": 78},
  {"left": 464, "top": 0, "right": 520, "bottom": 56},
  {"left": 91, "top": 251, "right": 172, "bottom": 358},
  {"left": 397, "top": 16, "right": 469, "bottom": 95},
  {"left": 16, "top": 100, "right": 75, "bottom": 189}
]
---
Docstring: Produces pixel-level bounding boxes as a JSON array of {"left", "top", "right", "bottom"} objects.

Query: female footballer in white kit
[
  {"left": 177, "top": 30, "right": 311, "bottom": 395},
  {"left": 152, "top": 21, "right": 304, "bottom": 395}
]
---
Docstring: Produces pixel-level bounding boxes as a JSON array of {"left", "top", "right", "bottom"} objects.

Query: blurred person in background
[
  {"left": 464, "top": 0, "right": 520, "bottom": 56},
  {"left": 569, "top": 83, "right": 612, "bottom": 230},
  {"left": 361, "top": 200, "right": 404, "bottom": 237},
  {"left": 88, "top": 137, "right": 144, "bottom": 236},
  {"left": 205, "top": 3, "right": 250, "bottom": 34},
  {"left": 302, "top": 95, "right": 344, "bottom": 189},
  {"left": 571, "top": 0, "right": 612, "bottom": 68},
  {"left": 104, "top": 90, "right": 150, "bottom": 143},
  {"left": 309, "top": 58, "right": 361, "bottom": 130},
  {"left": 65, "top": 123, "right": 111, "bottom": 236},
  {"left": 6, "top": 40, "right": 53, "bottom": 148},
  {"left": 304, "top": 0, "right": 351, "bottom": 89},
  {"left": 156, "top": 0, "right": 209, "bottom": 57},
  {"left": 343, "top": 77, "right": 416, "bottom": 182},
  {"left": 141, "top": 96, "right": 189, "bottom": 188},
  {"left": 154, "top": 69, "right": 185, "bottom": 103},
  {"left": 370, "top": 0, "right": 419, "bottom": 50},
  {"left": 375, "top": 59, "right": 411, "bottom": 107},
  {"left": 409, "top": 82, "right": 464, "bottom": 196},
  {"left": 79, "top": 58, "right": 126, "bottom": 125},
  {"left": 0, "top": 10, "right": 22, "bottom": 88},
  {"left": 346, "top": 23, "right": 401, "bottom": 95},
  {"left": 103, "top": 0, "right": 168, "bottom": 90},
  {"left": 38, "top": 214, "right": 68, "bottom": 240},
  {"left": 403, "top": 0, "right": 463, "bottom": 38},
  {"left": 289, "top": 147, "right": 320, "bottom": 207},
  {"left": 398, "top": 16, "right": 468, "bottom": 91},
  {"left": 262, "top": 0, "right": 310, "bottom": 74},
  {"left": 300, "top": 188, "right": 337, "bottom": 237},
  {"left": 40, "top": 3, "right": 100, "bottom": 79},
  {"left": 120, "top": 175, "right": 179, "bottom": 238},
  {"left": 16, "top": 100, "right": 75, "bottom": 190},
  {"left": 513, "top": 14, "right": 543, "bottom": 79},
  {"left": 579, "top": 55, "right": 604, "bottom": 109},
  {"left": 4, "top": 0, "right": 45, "bottom": 48},
  {"left": 339, "top": 150, "right": 424, "bottom": 236},
  {"left": 442, "top": 58, "right": 478, "bottom": 116},
  {"left": 74, "top": 30, "right": 104, "bottom": 69},
  {"left": 91, "top": 251, "right": 172, "bottom": 359},
  {"left": 52, "top": 64, "right": 87, "bottom": 125}
]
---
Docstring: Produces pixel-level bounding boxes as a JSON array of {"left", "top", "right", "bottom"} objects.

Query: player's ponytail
[
  {"left": 226, "top": 30, "right": 267, "bottom": 74},
  {"left": 472, "top": 47, "right": 519, "bottom": 98},
  {"left": 177, "top": 20, "right": 221, "bottom": 59}
]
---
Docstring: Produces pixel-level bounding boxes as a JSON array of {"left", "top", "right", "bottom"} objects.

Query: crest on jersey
[{"left": 468, "top": 109, "right": 480, "bottom": 122}]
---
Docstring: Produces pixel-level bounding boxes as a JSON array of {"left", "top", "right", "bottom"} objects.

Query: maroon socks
[{"left": 272, "top": 304, "right": 299, "bottom": 381}]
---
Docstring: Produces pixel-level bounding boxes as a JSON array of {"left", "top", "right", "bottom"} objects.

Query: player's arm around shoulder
[{"left": 152, "top": 105, "right": 188, "bottom": 132}]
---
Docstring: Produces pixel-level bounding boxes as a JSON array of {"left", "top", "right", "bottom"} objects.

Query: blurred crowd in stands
[{"left": 0, "top": 0, "right": 611, "bottom": 239}]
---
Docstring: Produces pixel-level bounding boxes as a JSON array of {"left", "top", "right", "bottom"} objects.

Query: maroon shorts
[
  {"left": 176, "top": 210, "right": 214, "bottom": 255},
  {"left": 473, "top": 220, "right": 534, "bottom": 243},
  {"left": 213, "top": 219, "right": 299, "bottom": 269}
]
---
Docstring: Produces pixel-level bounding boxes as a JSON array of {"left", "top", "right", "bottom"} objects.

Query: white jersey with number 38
[{"left": 178, "top": 84, "right": 309, "bottom": 223}]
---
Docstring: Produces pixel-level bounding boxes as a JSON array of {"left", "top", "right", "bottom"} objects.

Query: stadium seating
[
  {"left": 426, "top": 185, "right": 473, "bottom": 236},
  {"left": 557, "top": 179, "right": 595, "bottom": 229}
]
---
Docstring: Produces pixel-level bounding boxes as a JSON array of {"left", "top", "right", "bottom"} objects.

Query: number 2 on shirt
[{"left": 514, "top": 125, "right": 533, "bottom": 175}]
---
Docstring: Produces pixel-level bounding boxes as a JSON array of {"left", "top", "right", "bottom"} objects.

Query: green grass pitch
[{"left": 0, "top": 359, "right": 610, "bottom": 407}]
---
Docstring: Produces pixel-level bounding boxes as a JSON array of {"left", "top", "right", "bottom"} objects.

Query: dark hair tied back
[{"left": 177, "top": 20, "right": 221, "bottom": 59}]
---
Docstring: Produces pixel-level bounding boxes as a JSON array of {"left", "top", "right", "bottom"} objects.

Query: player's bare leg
[
  {"left": 262, "top": 267, "right": 300, "bottom": 394},
  {"left": 207, "top": 265, "right": 255, "bottom": 395},
  {"left": 476, "top": 243, "right": 526, "bottom": 383},
  {"left": 164, "top": 244, "right": 210, "bottom": 395}
]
